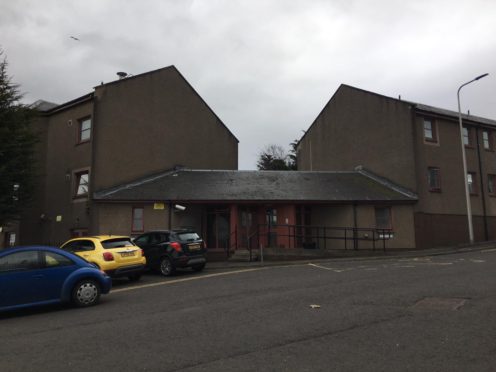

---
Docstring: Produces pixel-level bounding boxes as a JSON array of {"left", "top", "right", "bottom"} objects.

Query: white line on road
[
  {"left": 112, "top": 267, "right": 267, "bottom": 293},
  {"left": 307, "top": 263, "right": 351, "bottom": 273}
]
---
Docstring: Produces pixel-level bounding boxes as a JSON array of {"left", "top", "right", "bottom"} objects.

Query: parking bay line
[
  {"left": 112, "top": 267, "right": 268, "bottom": 293},
  {"left": 307, "top": 263, "right": 352, "bottom": 273}
]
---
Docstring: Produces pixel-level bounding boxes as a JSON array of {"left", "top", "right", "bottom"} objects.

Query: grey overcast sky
[{"left": 1, "top": 0, "right": 495, "bottom": 169}]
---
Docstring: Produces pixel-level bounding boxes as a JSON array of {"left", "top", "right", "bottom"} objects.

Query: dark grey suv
[{"left": 133, "top": 230, "right": 207, "bottom": 276}]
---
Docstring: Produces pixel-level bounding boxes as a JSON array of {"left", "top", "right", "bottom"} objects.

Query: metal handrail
[
  {"left": 248, "top": 224, "right": 393, "bottom": 252},
  {"left": 246, "top": 229, "right": 260, "bottom": 262}
]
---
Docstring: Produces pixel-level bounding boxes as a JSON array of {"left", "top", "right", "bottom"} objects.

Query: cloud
[{"left": 1, "top": 0, "right": 495, "bottom": 169}]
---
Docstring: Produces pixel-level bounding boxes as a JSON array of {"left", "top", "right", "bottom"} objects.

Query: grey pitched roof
[
  {"left": 29, "top": 100, "right": 59, "bottom": 112},
  {"left": 413, "top": 103, "right": 496, "bottom": 126},
  {"left": 338, "top": 84, "right": 496, "bottom": 126},
  {"left": 93, "top": 169, "right": 418, "bottom": 203},
  {"left": 43, "top": 92, "right": 94, "bottom": 114}
]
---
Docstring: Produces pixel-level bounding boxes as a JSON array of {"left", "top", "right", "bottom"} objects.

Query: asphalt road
[{"left": 1, "top": 249, "right": 496, "bottom": 372}]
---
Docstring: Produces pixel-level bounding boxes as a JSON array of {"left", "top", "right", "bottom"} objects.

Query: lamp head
[{"left": 475, "top": 73, "right": 489, "bottom": 80}]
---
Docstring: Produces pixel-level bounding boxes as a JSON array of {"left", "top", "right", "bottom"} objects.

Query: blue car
[{"left": 0, "top": 246, "right": 112, "bottom": 312}]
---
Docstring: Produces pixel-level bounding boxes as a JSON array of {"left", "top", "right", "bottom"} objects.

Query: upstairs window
[
  {"left": 467, "top": 172, "right": 477, "bottom": 195},
  {"left": 75, "top": 171, "right": 89, "bottom": 197},
  {"left": 488, "top": 174, "right": 496, "bottom": 195},
  {"left": 483, "top": 130, "right": 493, "bottom": 150},
  {"left": 423, "top": 118, "right": 437, "bottom": 143},
  {"left": 463, "top": 127, "right": 472, "bottom": 147},
  {"left": 78, "top": 117, "right": 92, "bottom": 143},
  {"left": 428, "top": 167, "right": 441, "bottom": 192}
]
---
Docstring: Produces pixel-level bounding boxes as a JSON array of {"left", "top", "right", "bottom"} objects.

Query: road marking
[
  {"left": 412, "top": 258, "right": 432, "bottom": 262},
  {"left": 470, "top": 259, "right": 485, "bottom": 263},
  {"left": 482, "top": 248, "right": 496, "bottom": 253},
  {"left": 307, "top": 263, "right": 351, "bottom": 273},
  {"left": 112, "top": 267, "right": 267, "bottom": 293}
]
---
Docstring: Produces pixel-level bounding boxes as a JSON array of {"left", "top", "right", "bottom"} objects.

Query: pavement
[{"left": 206, "top": 240, "right": 496, "bottom": 270}]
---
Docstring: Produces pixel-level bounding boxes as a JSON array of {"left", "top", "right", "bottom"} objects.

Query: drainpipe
[
  {"left": 309, "top": 140, "right": 313, "bottom": 171},
  {"left": 353, "top": 203, "right": 358, "bottom": 250},
  {"left": 475, "top": 127, "right": 489, "bottom": 240},
  {"left": 89, "top": 94, "right": 98, "bottom": 235}
]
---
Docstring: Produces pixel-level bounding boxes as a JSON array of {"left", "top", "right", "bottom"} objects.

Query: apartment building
[
  {"left": 297, "top": 84, "right": 496, "bottom": 248},
  {"left": 19, "top": 66, "right": 238, "bottom": 246}
]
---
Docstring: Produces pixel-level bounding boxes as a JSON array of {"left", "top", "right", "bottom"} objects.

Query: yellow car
[{"left": 61, "top": 235, "right": 146, "bottom": 281}]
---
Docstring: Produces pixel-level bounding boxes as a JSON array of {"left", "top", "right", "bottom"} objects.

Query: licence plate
[
  {"left": 188, "top": 244, "right": 201, "bottom": 250},
  {"left": 120, "top": 251, "right": 135, "bottom": 257}
]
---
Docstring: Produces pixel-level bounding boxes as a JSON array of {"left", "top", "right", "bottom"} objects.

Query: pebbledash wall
[
  {"left": 20, "top": 66, "right": 238, "bottom": 246},
  {"left": 298, "top": 84, "right": 496, "bottom": 248}
]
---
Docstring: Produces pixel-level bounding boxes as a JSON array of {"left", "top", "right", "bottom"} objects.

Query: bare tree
[{"left": 256, "top": 144, "right": 295, "bottom": 170}]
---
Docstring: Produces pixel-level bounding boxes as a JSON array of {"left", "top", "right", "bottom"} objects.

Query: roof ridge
[
  {"left": 355, "top": 166, "right": 418, "bottom": 199},
  {"left": 94, "top": 168, "right": 179, "bottom": 199}
]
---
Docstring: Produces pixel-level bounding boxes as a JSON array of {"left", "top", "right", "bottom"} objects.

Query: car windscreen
[
  {"left": 176, "top": 232, "right": 201, "bottom": 242},
  {"left": 101, "top": 238, "right": 136, "bottom": 249}
]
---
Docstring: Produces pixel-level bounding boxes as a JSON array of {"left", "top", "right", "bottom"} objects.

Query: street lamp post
[{"left": 457, "top": 73, "right": 489, "bottom": 244}]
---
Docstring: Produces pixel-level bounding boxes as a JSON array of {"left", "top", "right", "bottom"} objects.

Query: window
[
  {"left": 101, "top": 238, "right": 135, "bottom": 249},
  {"left": 149, "top": 233, "right": 168, "bottom": 245},
  {"left": 61, "top": 240, "right": 95, "bottom": 253},
  {"left": 375, "top": 207, "right": 392, "bottom": 230},
  {"left": 266, "top": 209, "right": 277, "bottom": 225},
  {"left": 132, "top": 207, "right": 144, "bottom": 232},
  {"left": 483, "top": 130, "right": 493, "bottom": 150},
  {"left": 176, "top": 232, "right": 200, "bottom": 242},
  {"left": 44, "top": 252, "right": 74, "bottom": 268},
  {"left": 467, "top": 172, "right": 477, "bottom": 194},
  {"left": 133, "top": 235, "right": 149, "bottom": 246},
  {"left": 488, "top": 174, "right": 496, "bottom": 195},
  {"left": 423, "top": 118, "right": 437, "bottom": 142},
  {"left": 428, "top": 167, "right": 441, "bottom": 192},
  {"left": 0, "top": 251, "right": 40, "bottom": 273},
  {"left": 78, "top": 117, "right": 92, "bottom": 143},
  {"left": 75, "top": 171, "right": 89, "bottom": 197},
  {"left": 463, "top": 127, "right": 472, "bottom": 146}
]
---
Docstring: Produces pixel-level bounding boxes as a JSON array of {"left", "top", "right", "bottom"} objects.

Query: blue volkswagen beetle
[{"left": 0, "top": 246, "right": 112, "bottom": 312}]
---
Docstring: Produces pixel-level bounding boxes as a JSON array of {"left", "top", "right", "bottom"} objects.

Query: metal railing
[{"left": 236, "top": 224, "right": 393, "bottom": 261}]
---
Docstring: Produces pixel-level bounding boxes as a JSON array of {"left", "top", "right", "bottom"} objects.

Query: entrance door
[
  {"left": 206, "top": 207, "right": 230, "bottom": 249},
  {"left": 266, "top": 208, "right": 278, "bottom": 247},
  {"left": 296, "top": 206, "right": 312, "bottom": 248},
  {"left": 238, "top": 206, "right": 256, "bottom": 249}
]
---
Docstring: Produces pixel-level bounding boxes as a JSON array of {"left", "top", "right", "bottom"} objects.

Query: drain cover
[{"left": 411, "top": 297, "right": 468, "bottom": 311}]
